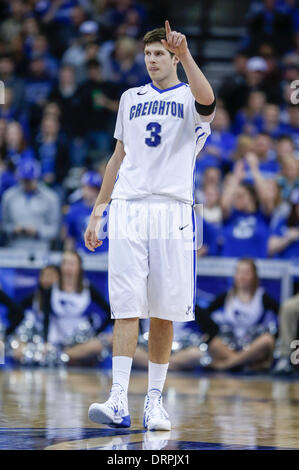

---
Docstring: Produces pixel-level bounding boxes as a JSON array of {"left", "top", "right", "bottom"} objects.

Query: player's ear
[{"left": 173, "top": 54, "right": 180, "bottom": 66}]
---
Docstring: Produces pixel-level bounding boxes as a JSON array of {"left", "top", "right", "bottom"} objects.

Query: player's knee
[
  {"left": 150, "top": 318, "right": 173, "bottom": 330},
  {"left": 115, "top": 317, "right": 139, "bottom": 327}
]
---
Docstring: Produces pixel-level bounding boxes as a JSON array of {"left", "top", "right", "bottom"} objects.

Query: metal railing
[{"left": 0, "top": 249, "right": 296, "bottom": 303}]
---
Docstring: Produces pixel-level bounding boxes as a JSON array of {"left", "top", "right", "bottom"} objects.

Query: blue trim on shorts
[{"left": 191, "top": 207, "right": 197, "bottom": 318}]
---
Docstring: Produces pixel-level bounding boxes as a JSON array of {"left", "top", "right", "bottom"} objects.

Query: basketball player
[{"left": 84, "top": 20, "right": 216, "bottom": 431}]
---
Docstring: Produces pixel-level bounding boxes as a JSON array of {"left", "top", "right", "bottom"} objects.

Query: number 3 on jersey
[{"left": 145, "top": 122, "right": 161, "bottom": 147}]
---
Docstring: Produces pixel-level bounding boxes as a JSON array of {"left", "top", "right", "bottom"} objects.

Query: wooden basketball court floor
[{"left": 0, "top": 367, "right": 299, "bottom": 450}]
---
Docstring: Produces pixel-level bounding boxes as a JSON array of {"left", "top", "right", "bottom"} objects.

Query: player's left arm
[{"left": 162, "top": 20, "right": 216, "bottom": 119}]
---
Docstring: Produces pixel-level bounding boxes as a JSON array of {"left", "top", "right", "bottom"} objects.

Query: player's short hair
[{"left": 143, "top": 27, "right": 174, "bottom": 56}]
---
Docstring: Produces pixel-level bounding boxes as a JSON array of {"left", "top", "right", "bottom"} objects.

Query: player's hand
[
  {"left": 84, "top": 219, "right": 103, "bottom": 252},
  {"left": 161, "top": 20, "right": 188, "bottom": 59}
]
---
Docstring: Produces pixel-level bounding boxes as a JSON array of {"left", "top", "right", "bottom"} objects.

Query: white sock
[
  {"left": 112, "top": 356, "right": 133, "bottom": 395},
  {"left": 148, "top": 360, "right": 169, "bottom": 394}
]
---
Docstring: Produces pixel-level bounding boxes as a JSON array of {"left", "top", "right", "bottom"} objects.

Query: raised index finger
[{"left": 165, "top": 20, "right": 171, "bottom": 37}]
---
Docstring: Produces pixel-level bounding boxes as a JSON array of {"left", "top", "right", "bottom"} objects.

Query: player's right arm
[{"left": 84, "top": 140, "right": 125, "bottom": 252}]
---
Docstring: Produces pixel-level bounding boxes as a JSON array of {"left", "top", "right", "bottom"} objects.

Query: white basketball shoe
[
  {"left": 143, "top": 388, "right": 171, "bottom": 431},
  {"left": 88, "top": 383, "right": 131, "bottom": 428}
]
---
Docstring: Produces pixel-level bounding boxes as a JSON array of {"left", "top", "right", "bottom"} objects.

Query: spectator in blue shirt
[
  {"left": 61, "top": 20, "right": 100, "bottom": 83},
  {"left": 241, "top": 132, "right": 280, "bottom": 183},
  {"left": 220, "top": 161, "right": 270, "bottom": 258},
  {"left": 194, "top": 164, "right": 222, "bottom": 202},
  {"left": 233, "top": 89, "right": 265, "bottom": 136},
  {"left": 196, "top": 108, "right": 236, "bottom": 174},
  {"left": 0, "top": 54, "right": 24, "bottom": 113},
  {"left": 33, "top": 114, "right": 70, "bottom": 188},
  {"left": 0, "top": 87, "right": 29, "bottom": 138},
  {"left": 202, "top": 184, "right": 223, "bottom": 228},
  {"left": 230, "top": 134, "right": 255, "bottom": 164},
  {"left": 49, "top": 64, "right": 82, "bottom": 139},
  {"left": 106, "top": 36, "right": 148, "bottom": 93},
  {"left": 4, "top": 121, "right": 35, "bottom": 169},
  {"left": 275, "top": 134, "right": 298, "bottom": 164},
  {"left": 35, "top": 0, "right": 79, "bottom": 57},
  {"left": 0, "top": 167, "right": 17, "bottom": 201},
  {"left": 268, "top": 188, "right": 299, "bottom": 260},
  {"left": 277, "top": 155, "right": 299, "bottom": 200},
  {"left": 281, "top": 104, "right": 299, "bottom": 151},
  {"left": 64, "top": 171, "right": 109, "bottom": 254},
  {"left": 0, "top": 118, "right": 6, "bottom": 159},
  {"left": 260, "top": 102, "right": 284, "bottom": 138},
  {"left": 0, "top": 87, "right": 19, "bottom": 122},
  {"left": 24, "top": 56, "right": 54, "bottom": 134},
  {"left": 245, "top": 0, "right": 294, "bottom": 55},
  {"left": 197, "top": 216, "right": 219, "bottom": 257},
  {"left": 245, "top": 151, "right": 290, "bottom": 228},
  {"left": 0, "top": 54, "right": 25, "bottom": 117},
  {"left": 102, "top": 0, "right": 148, "bottom": 33},
  {"left": 22, "top": 16, "right": 42, "bottom": 59},
  {"left": 26, "top": 34, "right": 59, "bottom": 80}
]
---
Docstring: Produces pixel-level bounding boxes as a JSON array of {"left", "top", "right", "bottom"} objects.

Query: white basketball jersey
[{"left": 112, "top": 82, "right": 214, "bottom": 205}]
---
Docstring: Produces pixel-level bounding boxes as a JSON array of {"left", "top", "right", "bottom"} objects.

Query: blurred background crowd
[{"left": 0, "top": 0, "right": 298, "bottom": 375}]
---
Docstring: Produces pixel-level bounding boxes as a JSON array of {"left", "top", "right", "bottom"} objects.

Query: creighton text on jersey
[{"left": 129, "top": 100, "right": 184, "bottom": 120}]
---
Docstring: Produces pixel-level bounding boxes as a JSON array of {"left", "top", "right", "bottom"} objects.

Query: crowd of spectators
[
  {"left": 195, "top": 0, "right": 299, "bottom": 262},
  {"left": 0, "top": 0, "right": 150, "bottom": 253}
]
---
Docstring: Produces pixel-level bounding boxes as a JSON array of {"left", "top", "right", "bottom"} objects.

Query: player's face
[{"left": 144, "top": 42, "right": 177, "bottom": 83}]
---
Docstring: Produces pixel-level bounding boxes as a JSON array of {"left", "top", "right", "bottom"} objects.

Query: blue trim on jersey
[
  {"left": 150, "top": 82, "right": 186, "bottom": 94},
  {"left": 196, "top": 132, "right": 205, "bottom": 144},
  {"left": 192, "top": 165, "right": 196, "bottom": 205},
  {"left": 195, "top": 126, "right": 202, "bottom": 132}
]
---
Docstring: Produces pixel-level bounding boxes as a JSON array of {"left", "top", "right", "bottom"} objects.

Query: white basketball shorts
[{"left": 108, "top": 196, "right": 197, "bottom": 322}]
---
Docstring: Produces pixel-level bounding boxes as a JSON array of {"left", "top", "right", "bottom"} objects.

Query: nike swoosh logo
[
  {"left": 179, "top": 224, "right": 189, "bottom": 230},
  {"left": 137, "top": 90, "right": 148, "bottom": 95}
]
